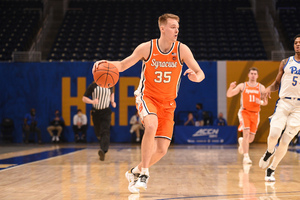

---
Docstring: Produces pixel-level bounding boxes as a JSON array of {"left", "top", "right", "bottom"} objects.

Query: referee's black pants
[{"left": 91, "top": 108, "right": 112, "bottom": 153}]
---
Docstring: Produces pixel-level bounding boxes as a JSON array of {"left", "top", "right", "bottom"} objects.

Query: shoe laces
[{"left": 139, "top": 175, "right": 148, "bottom": 183}]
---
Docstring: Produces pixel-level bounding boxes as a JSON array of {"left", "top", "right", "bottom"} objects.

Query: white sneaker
[
  {"left": 238, "top": 137, "right": 243, "bottom": 154},
  {"left": 128, "top": 194, "right": 140, "bottom": 200},
  {"left": 243, "top": 163, "right": 252, "bottom": 174},
  {"left": 136, "top": 137, "right": 140, "bottom": 142},
  {"left": 56, "top": 136, "right": 59, "bottom": 142},
  {"left": 265, "top": 168, "right": 275, "bottom": 182},
  {"left": 125, "top": 169, "right": 140, "bottom": 194},
  {"left": 52, "top": 136, "right": 56, "bottom": 142},
  {"left": 259, "top": 150, "right": 275, "bottom": 169},
  {"left": 243, "top": 156, "right": 252, "bottom": 164},
  {"left": 135, "top": 174, "right": 149, "bottom": 191}
]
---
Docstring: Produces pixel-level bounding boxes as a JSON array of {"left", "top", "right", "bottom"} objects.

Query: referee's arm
[
  {"left": 82, "top": 96, "right": 98, "bottom": 105},
  {"left": 110, "top": 92, "right": 116, "bottom": 108},
  {"left": 82, "top": 82, "right": 98, "bottom": 105}
]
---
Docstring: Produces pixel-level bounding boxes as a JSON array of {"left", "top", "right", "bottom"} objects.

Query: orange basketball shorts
[
  {"left": 135, "top": 94, "right": 176, "bottom": 140},
  {"left": 238, "top": 108, "right": 260, "bottom": 134}
]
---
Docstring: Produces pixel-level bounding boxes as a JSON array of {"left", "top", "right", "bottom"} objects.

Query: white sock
[
  {"left": 141, "top": 168, "right": 149, "bottom": 176},
  {"left": 132, "top": 166, "right": 141, "bottom": 174},
  {"left": 243, "top": 153, "right": 249, "bottom": 158}
]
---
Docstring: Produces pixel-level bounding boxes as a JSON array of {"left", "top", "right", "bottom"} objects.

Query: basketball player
[
  {"left": 227, "top": 67, "right": 267, "bottom": 164},
  {"left": 92, "top": 13, "right": 205, "bottom": 193},
  {"left": 259, "top": 34, "right": 300, "bottom": 182}
]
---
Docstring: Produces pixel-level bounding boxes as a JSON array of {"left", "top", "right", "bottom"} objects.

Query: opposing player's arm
[
  {"left": 227, "top": 82, "right": 243, "bottom": 97},
  {"left": 181, "top": 44, "right": 205, "bottom": 83},
  {"left": 264, "top": 59, "right": 286, "bottom": 100}
]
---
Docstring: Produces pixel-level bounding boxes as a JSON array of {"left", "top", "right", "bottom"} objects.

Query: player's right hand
[
  {"left": 229, "top": 81, "right": 237, "bottom": 88},
  {"left": 92, "top": 60, "right": 108, "bottom": 74},
  {"left": 264, "top": 87, "right": 272, "bottom": 100}
]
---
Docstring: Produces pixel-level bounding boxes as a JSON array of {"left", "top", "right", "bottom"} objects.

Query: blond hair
[
  {"left": 249, "top": 67, "right": 259, "bottom": 73},
  {"left": 158, "top": 13, "right": 180, "bottom": 27}
]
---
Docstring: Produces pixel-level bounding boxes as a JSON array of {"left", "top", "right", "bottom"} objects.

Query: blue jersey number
[{"left": 292, "top": 76, "right": 298, "bottom": 86}]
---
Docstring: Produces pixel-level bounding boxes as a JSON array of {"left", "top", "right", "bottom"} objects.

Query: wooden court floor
[{"left": 0, "top": 143, "right": 300, "bottom": 200}]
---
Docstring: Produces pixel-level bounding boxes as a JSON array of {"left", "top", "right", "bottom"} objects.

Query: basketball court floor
[{"left": 0, "top": 142, "right": 299, "bottom": 200}]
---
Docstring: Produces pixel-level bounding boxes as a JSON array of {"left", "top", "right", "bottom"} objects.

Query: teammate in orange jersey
[
  {"left": 227, "top": 67, "right": 268, "bottom": 164},
  {"left": 92, "top": 13, "right": 205, "bottom": 193}
]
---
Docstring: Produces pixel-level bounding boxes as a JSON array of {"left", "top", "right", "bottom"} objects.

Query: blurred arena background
[{"left": 0, "top": 0, "right": 299, "bottom": 143}]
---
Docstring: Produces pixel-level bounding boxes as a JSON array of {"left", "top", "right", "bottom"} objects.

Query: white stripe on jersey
[{"left": 92, "top": 86, "right": 111, "bottom": 110}]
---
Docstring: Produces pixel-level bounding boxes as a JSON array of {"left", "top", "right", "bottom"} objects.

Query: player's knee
[
  {"left": 268, "top": 127, "right": 282, "bottom": 140},
  {"left": 280, "top": 135, "right": 291, "bottom": 146},
  {"left": 249, "top": 137, "right": 255, "bottom": 143},
  {"left": 283, "top": 126, "right": 299, "bottom": 139},
  {"left": 145, "top": 123, "right": 158, "bottom": 133},
  {"left": 156, "top": 146, "right": 168, "bottom": 156}
]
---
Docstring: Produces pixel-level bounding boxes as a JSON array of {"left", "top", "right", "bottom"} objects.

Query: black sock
[{"left": 266, "top": 168, "right": 275, "bottom": 176}]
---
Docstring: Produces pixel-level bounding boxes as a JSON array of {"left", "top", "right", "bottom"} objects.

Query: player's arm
[
  {"left": 264, "top": 59, "right": 286, "bottom": 100},
  {"left": 92, "top": 42, "right": 151, "bottom": 73},
  {"left": 258, "top": 84, "right": 268, "bottom": 106},
  {"left": 180, "top": 43, "right": 205, "bottom": 83},
  {"left": 227, "top": 82, "right": 243, "bottom": 97}
]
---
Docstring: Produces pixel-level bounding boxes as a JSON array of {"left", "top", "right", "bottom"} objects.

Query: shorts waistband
[{"left": 284, "top": 97, "right": 300, "bottom": 101}]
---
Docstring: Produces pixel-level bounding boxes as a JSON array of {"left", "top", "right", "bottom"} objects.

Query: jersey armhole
[
  {"left": 178, "top": 42, "right": 184, "bottom": 66},
  {"left": 241, "top": 82, "right": 246, "bottom": 92},
  {"left": 144, "top": 40, "right": 153, "bottom": 62},
  {"left": 282, "top": 56, "right": 291, "bottom": 71}
]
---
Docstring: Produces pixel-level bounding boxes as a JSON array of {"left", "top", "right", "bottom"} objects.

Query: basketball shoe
[
  {"left": 98, "top": 149, "right": 105, "bottom": 161},
  {"left": 125, "top": 168, "right": 140, "bottom": 194},
  {"left": 243, "top": 156, "right": 252, "bottom": 164},
  {"left": 265, "top": 168, "right": 275, "bottom": 182},
  {"left": 259, "top": 150, "right": 275, "bottom": 169},
  {"left": 238, "top": 137, "right": 243, "bottom": 154},
  {"left": 135, "top": 174, "right": 149, "bottom": 191}
]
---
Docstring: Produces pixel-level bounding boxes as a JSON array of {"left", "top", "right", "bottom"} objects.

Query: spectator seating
[
  {"left": 276, "top": 0, "right": 300, "bottom": 48},
  {"left": 0, "top": 0, "right": 42, "bottom": 61},
  {"left": 48, "top": 0, "right": 267, "bottom": 61}
]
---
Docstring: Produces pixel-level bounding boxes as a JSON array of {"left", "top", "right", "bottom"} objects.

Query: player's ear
[{"left": 160, "top": 25, "right": 164, "bottom": 32}]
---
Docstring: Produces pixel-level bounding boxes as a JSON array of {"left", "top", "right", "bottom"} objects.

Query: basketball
[{"left": 93, "top": 62, "right": 119, "bottom": 88}]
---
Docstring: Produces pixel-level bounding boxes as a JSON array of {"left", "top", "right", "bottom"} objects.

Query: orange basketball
[{"left": 93, "top": 62, "right": 119, "bottom": 88}]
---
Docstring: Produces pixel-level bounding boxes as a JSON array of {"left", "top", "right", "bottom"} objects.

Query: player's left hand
[{"left": 183, "top": 69, "right": 197, "bottom": 82}]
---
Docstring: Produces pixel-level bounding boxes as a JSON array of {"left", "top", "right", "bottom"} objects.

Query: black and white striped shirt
[{"left": 84, "top": 82, "right": 113, "bottom": 110}]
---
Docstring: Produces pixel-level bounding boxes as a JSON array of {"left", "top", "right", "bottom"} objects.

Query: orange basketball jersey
[
  {"left": 240, "top": 82, "right": 261, "bottom": 112},
  {"left": 134, "top": 39, "right": 183, "bottom": 101}
]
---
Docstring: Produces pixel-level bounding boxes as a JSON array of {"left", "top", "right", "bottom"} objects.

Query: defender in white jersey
[{"left": 259, "top": 34, "right": 300, "bottom": 182}]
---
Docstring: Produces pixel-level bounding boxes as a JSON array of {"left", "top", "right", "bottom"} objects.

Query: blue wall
[{"left": 0, "top": 61, "right": 217, "bottom": 143}]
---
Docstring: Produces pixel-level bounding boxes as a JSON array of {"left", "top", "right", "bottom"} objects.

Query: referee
[{"left": 82, "top": 81, "right": 116, "bottom": 161}]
